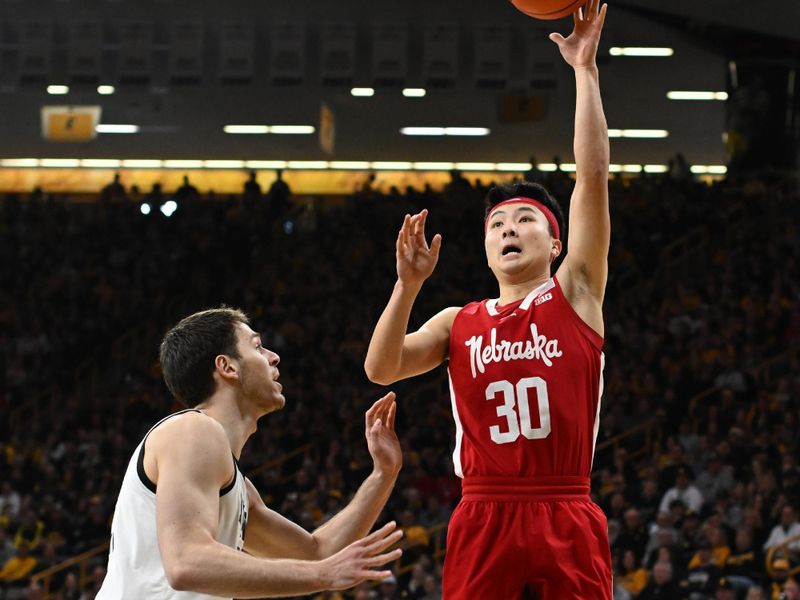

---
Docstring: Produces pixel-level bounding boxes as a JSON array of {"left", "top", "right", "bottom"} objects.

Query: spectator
[
  {"left": 763, "top": 506, "right": 800, "bottom": 552},
  {"left": 175, "top": 175, "right": 199, "bottom": 204},
  {"left": 660, "top": 467, "right": 704, "bottom": 515},
  {"left": 639, "top": 561, "right": 680, "bottom": 599},
  {"left": 685, "top": 538, "right": 724, "bottom": 599},
  {"left": 715, "top": 576, "right": 737, "bottom": 600},
  {"left": 745, "top": 585, "right": 767, "bottom": 600},
  {"left": 769, "top": 558, "right": 792, "bottom": 599},
  {"left": 618, "top": 548, "right": 649, "bottom": 596},
  {"left": 725, "top": 527, "right": 763, "bottom": 591},
  {"left": 243, "top": 172, "right": 262, "bottom": 203},
  {"left": 696, "top": 453, "right": 735, "bottom": 507},
  {"left": 783, "top": 578, "right": 800, "bottom": 600},
  {"left": 0, "top": 542, "right": 37, "bottom": 590}
]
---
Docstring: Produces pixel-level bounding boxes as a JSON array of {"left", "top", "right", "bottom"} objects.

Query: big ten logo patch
[{"left": 535, "top": 292, "right": 553, "bottom": 306}]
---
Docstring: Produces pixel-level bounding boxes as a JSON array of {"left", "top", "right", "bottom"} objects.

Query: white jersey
[{"left": 98, "top": 409, "right": 249, "bottom": 600}]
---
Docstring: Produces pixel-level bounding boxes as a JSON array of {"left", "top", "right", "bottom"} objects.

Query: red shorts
[{"left": 442, "top": 476, "right": 612, "bottom": 600}]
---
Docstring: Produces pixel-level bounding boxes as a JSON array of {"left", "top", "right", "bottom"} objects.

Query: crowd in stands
[{"left": 0, "top": 164, "right": 798, "bottom": 599}]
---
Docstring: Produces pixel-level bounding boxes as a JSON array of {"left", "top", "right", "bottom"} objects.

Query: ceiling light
[
  {"left": 47, "top": 85, "right": 69, "bottom": 95},
  {"left": 269, "top": 125, "right": 315, "bottom": 135},
  {"left": 691, "top": 165, "right": 727, "bottom": 175},
  {"left": 610, "top": 47, "right": 673, "bottom": 57},
  {"left": 140, "top": 203, "right": 152, "bottom": 215},
  {"left": 401, "top": 127, "right": 490, "bottom": 137},
  {"left": 245, "top": 160, "right": 287, "bottom": 169},
  {"left": 97, "top": 85, "right": 116, "bottom": 95},
  {"left": 0, "top": 158, "right": 39, "bottom": 167},
  {"left": 80, "top": 159, "right": 122, "bottom": 168},
  {"left": 609, "top": 129, "right": 669, "bottom": 138},
  {"left": 401, "top": 127, "right": 446, "bottom": 136},
  {"left": 286, "top": 161, "right": 329, "bottom": 169},
  {"left": 454, "top": 162, "right": 496, "bottom": 171},
  {"left": 121, "top": 159, "right": 163, "bottom": 168},
  {"left": 351, "top": 87, "right": 375, "bottom": 97},
  {"left": 96, "top": 124, "right": 139, "bottom": 134},
  {"left": 163, "top": 160, "right": 204, "bottom": 169},
  {"left": 204, "top": 160, "right": 245, "bottom": 169},
  {"left": 446, "top": 127, "right": 490, "bottom": 136},
  {"left": 413, "top": 162, "right": 455, "bottom": 170},
  {"left": 644, "top": 164, "right": 669, "bottom": 173},
  {"left": 667, "top": 91, "right": 728, "bottom": 101},
  {"left": 40, "top": 158, "right": 81, "bottom": 168},
  {"left": 372, "top": 162, "right": 414, "bottom": 170},
  {"left": 329, "top": 161, "right": 371, "bottom": 169},
  {"left": 224, "top": 125, "right": 270, "bottom": 134},
  {"left": 496, "top": 163, "right": 533, "bottom": 171},
  {"left": 402, "top": 88, "right": 427, "bottom": 98}
]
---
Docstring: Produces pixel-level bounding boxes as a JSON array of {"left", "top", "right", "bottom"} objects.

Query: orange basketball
[{"left": 510, "top": 0, "right": 587, "bottom": 20}]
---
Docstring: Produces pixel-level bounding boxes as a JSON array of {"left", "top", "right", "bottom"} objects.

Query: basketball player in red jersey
[{"left": 364, "top": 1, "right": 611, "bottom": 598}]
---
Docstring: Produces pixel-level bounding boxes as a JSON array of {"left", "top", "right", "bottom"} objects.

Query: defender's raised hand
[
  {"left": 396, "top": 209, "right": 442, "bottom": 288},
  {"left": 365, "top": 392, "right": 401, "bottom": 478},
  {"left": 549, "top": 0, "right": 608, "bottom": 70}
]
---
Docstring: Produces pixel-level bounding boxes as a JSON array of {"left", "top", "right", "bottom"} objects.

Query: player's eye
[
  {"left": 520, "top": 216, "right": 531, "bottom": 222},
  {"left": 491, "top": 220, "right": 502, "bottom": 228}
]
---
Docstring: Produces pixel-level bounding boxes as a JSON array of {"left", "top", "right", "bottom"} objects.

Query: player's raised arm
[
  {"left": 243, "top": 393, "right": 402, "bottom": 560},
  {"left": 153, "top": 413, "right": 401, "bottom": 597},
  {"left": 550, "top": 0, "right": 611, "bottom": 308},
  {"left": 365, "top": 210, "right": 458, "bottom": 385}
]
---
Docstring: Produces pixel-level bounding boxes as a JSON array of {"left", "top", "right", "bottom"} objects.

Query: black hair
[
  {"left": 484, "top": 181, "right": 567, "bottom": 272},
  {"left": 159, "top": 306, "right": 250, "bottom": 407}
]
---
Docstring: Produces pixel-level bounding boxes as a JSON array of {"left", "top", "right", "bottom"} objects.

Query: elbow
[
  {"left": 364, "top": 361, "right": 396, "bottom": 386},
  {"left": 165, "top": 564, "right": 194, "bottom": 592},
  {"left": 164, "top": 557, "right": 204, "bottom": 592}
]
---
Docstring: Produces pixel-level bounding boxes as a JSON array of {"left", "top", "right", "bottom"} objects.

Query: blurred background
[{"left": 0, "top": 0, "right": 798, "bottom": 599}]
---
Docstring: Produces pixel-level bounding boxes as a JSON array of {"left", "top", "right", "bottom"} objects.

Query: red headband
[{"left": 485, "top": 197, "right": 560, "bottom": 240}]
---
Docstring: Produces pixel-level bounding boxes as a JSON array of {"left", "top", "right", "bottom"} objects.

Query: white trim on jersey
[
  {"left": 590, "top": 352, "right": 606, "bottom": 470},
  {"left": 484, "top": 278, "right": 555, "bottom": 316},
  {"left": 447, "top": 369, "right": 465, "bottom": 478}
]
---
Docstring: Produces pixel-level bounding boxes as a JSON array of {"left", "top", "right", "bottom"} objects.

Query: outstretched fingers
[{"left": 362, "top": 524, "right": 404, "bottom": 556}]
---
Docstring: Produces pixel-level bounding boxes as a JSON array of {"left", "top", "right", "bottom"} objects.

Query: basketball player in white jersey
[{"left": 98, "top": 307, "right": 403, "bottom": 599}]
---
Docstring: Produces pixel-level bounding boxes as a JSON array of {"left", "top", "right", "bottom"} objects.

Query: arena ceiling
[{"left": 0, "top": 0, "right": 795, "bottom": 171}]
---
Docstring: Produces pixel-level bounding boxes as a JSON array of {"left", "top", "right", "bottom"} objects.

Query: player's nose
[{"left": 268, "top": 350, "right": 280, "bottom": 366}]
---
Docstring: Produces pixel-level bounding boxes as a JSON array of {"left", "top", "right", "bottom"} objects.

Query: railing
[
  {"left": 30, "top": 542, "right": 109, "bottom": 597},
  {"left": 765, "top": 532, "right": 800, "bottom": 578},
  {"left": 688, "top": 343, "right": 800, "bottom": 421},
  {"left": 592, "top": 417, "right": 661, "bottom": 474}
]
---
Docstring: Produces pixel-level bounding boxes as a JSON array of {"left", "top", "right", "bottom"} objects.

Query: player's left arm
[
  {"left": 244, "top": 393, "right": 401, "bottom": 560},
  {"left": 551, "top": 0, "right": 610, "bottom": 334}
]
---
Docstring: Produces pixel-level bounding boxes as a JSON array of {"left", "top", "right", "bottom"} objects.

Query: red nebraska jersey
[{"left": 447, "top": 276, "right": 605, "bottom": 479}]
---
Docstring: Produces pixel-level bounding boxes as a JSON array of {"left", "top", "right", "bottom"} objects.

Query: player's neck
[
  {"left": 496, "top": 273, "right": 551, "bottom": 306},
  {"left": 195, "top": 394, "right": 258, "bottom": 459}
]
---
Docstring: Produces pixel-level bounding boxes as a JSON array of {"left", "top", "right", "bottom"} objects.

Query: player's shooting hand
[
  {"left": 365, "top": 392, "right": 402, "bottom": 478},
  {"left": 318, "top": 521, "right": 403, "bottom": 590},
  {"left": 396, "top": 209, "right": 442, "bottom": 287},
  {"left": 549, "top": 0, "right": 607, "bottom": 70}
]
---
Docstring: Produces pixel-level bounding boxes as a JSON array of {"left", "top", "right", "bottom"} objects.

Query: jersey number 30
[{"left": 485, "top": 377, "right": 551, "bottom": 444}]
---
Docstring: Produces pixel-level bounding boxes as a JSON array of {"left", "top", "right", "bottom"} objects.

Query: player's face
[
  {"left": 234, "top": 323, "right": 284, "bottom": 414},
  {"left": 484, "top": 202, "right": 560, "bottom": 280}
]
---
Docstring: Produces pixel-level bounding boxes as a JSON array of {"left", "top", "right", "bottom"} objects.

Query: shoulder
[
  {"left": 147, "top": 411, "right": 232, "bottom": 479},
  {"left": 424, "top": 306, "right": 462, "bottom": 332},
  {"left": 150, "top": 410, "right": 228, "bottom": 446}
]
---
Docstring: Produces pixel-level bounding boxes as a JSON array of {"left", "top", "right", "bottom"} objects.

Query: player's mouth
[{"left": 501, "top": 244, "right": 522, "bottom": 257}]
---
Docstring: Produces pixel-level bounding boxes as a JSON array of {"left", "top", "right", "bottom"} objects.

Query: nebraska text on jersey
[{"left": 465, "top": 323, "right": 563, "bottom": 378}]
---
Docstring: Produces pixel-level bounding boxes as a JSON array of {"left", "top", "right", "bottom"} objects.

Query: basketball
[{"left": 510, "top": 0, "right": 587, "bottom": 20}]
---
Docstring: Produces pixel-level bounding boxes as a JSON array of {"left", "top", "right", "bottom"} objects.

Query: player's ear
[
  {"left": 214, "top": 354, "right": 239, "bottom": 381},
  {"left": 550, "top": 239, "right": 563, "bottom": 263}
]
